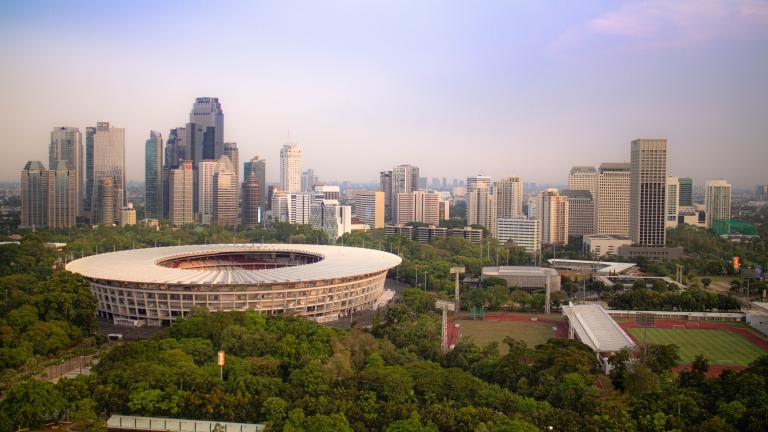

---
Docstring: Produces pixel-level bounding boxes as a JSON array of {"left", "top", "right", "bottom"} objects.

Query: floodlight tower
[
  {"left": 436, "top": 300, "right": 455, "bottom": 353},
  {"left": 450, "top": 266, "right": 465, "bottom": 311}
]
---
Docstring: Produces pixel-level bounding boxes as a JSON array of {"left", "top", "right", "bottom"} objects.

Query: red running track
[
  {"left": 447, "top": 314, "right": 568, "bottom": 348},
  {"left": 619, "top": 319, "right": 768, "bottom": 376}
]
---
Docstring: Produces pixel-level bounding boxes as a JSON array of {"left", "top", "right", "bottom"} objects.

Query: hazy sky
[{"left": 1, "top": 0, "right": 767, "bottom": 186}]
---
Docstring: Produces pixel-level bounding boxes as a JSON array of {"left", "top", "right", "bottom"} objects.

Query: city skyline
[{"left": 1, "top": 1, "right": 767, "bottom": 187}]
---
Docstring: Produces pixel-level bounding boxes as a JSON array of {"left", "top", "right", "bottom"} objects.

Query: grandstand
[{"left": 562, "top": 302, "right": 637, "bottom": 371}]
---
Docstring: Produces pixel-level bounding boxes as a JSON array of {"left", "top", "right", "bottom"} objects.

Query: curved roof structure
[{"left": 66, "top": 244, "right": 401, "bottom": 285}]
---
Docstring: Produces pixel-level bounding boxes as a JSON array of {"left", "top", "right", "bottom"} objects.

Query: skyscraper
[
  {"left": 90, "top": 122, "right": 125, "bottom": 224},
  {"left": 144, "top": 131, "right": 163, "bottom": 220},
  {"left": 629, "top": 139, "right": 668, "bottom": 246},
  {"left": 567, "top": 166, "right": 597, "bottom": 198},
  {"left": 493, "top": 176, "right": 524, "bottom": 236},
  {"left": 596, "top": 162, "right": 631, "bottom": 236},
  {"left": 467, "top": 182, "right": 491, "bottom": 229},
  {"left": 169, "top": 161, "right": 194, "bottom": 226},
  {"left": 84, "top": 126, "right": 95, "bottom": 214},
  {"left": 355, "top": 191, "right": 384, "bottom": 228},
  {"left": 241, "top": 173, "right": 261, "bottom": 228},
  {"left": 244, "top": 156, "right": 267, "bottom": 215},
  {"left": 223, "top": 142, "right": 239, "bottom": 181},
  {"left": 537, "top": 189, "right": 569, "bottom": 245},
  {"left": 189, "top": 97, "right": 224, "bottom": 161},
  {"left": 213, "top": 155, "right": 238, "bottom": 226},
  {"left": 665, "top": 176, "right": 680, "bottom": 230},
  {"left": 395, "top": 191, "right": 440, "bottom": 226},
  {"left": 94, "top": 177, "right": 115, "bottom": 226},
  {"left": 48, "top": 160, "right": 77, "bottom": 229},
  {"left": 20, "top": 161, "right": 48, "bottom": 229},
  {"left": 679, "top": 177, "right": 693, "bottom": 208},
  {"left": 197, "top": 160, "right": 218, "bottom": 224},
  {"left": 50, "top": 127, "right": 83, "bottom": 216},
  {"left": 466, "top": 175, "right": 492, "bottom": 192},
  {"left": 301, "top": 169, "right": 317, "bottom": 192},
  {"left": 561, "top": 189, "right": 594, "bottom": 238},
  {"left": 165, "top": 127, "right": 188, "bottom": 169},
  {"left": 280, "top": 143, "right": 302, "bottom": 193},
  {"left": 705, "top": 179, "right": 732, "bottom": 230}
]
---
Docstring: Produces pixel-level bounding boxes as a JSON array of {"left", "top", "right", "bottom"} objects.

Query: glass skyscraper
[{"left": 145, "top": 131, "right": 163, "bottom": 220}]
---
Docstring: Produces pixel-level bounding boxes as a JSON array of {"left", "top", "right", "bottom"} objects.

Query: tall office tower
[
  {"left": 165, "top": 127, "right": 188, "bottom": 169},
  {"left": 271, "top": 190, "right": 291, "bottom": 223},
  {"left": 94, "top": 177, "right": 115, "bottom": 226},
  {"left": 704, "top": 179, "right": 732, "bottom": 230},
  {"left": 311, "top": 200, "right": 352, "bottom": 240},
  {"left": 90, "top": 122, "right": 125, "bottom": 224},
  {"left": 355, "top": 191, "right": 384, "bottom": 228},
  {"left": 144, "top": 131, "right": 163, "bottom": 220},
  {"left": 596, "top": 162, "right": 631, "bottom": 236},
  {"left": 629, "top": 139, "right": 668, "bottom": 246},
  {"left": 679, "top": 177, "right": 693, "bottom": 208},
  {"left": 169, "top": 161, "right": 194, "bottom": 226},
  {"left": 20, "top": 161, "right": 48, "bottom": 229},
  {"left": 244, "top": 156, "right": 267, "bottom": 214},
  {"left": 241, "top": 173, "right": 261, "bottom": 228},
  {"left": 223, "top": 142, "right": 239, "bottom": 181},
  {"left": 665, "top": 177, "right": 680, "bottom": 230},
  {"left": 301, "top": 169, "right": 317, "bottom": 192},
  {"left": 50, "top": 127, "right": 83, "bottom": 216},
  {"left": 560, "top": 190, "right": 594, "bottom": 238},
  {"left": 47, "top": 161, "right": 77, "bottom": 228},
  {"left": 394, "top": 191, "right": 439, "bottom": 226},
  {"left": 467, "top": 182, "right": 491, "bottom": 229},
  {"left": 189, "top": 97, "right": 224, "bottom": 161},
  {"left": 290, "top": 192, "right": 313, "bottom": 224},
  {"left": 84, "top": 127, "right": 95, "bottom": 214},
  {"left": 537, "top": 189, "right": 569, "bottom": 245},
  {"left": 197, "top": 160, "right": 219, "bottom": 224},
  {"left": 568, "top": 166, "right": 598, "bottom": 198},
  {"left": 213, "top": 155, "right": 238, "bottom": 226},
  {"left": 280, "top": 143, "right": 302, "bottom": 193},
  {"left": 379, "top": 171, "right": 393, "bottom": 223},
  {"left": 496, "top": 217, "right": 541, "bottom": 253},
  {"left": 466, "top": 175, "right": 492, "bottom": 192},
  {"left": 756, "top": 185, "right": 768, "bottom": 201}
]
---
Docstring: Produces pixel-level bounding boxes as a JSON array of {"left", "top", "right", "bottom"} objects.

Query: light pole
[{"left": 424, "top": 271, "right": 428, "bottom": 292}]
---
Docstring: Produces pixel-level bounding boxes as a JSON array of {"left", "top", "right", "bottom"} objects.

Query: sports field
[
  {"left": 458, "top": 319, "right": 559, "bottom": 353},
  {"left": 627, "top": 327, "right": 766, "bottom": 366}
]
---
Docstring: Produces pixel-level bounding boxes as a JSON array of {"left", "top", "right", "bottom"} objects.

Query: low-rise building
[
  {"left": 385, "top": 224, "right": 414, "bottom": 240},
  {"left": 617, "top": 245, "right": 685, "bottom": 260},
  {"left": 449, "top": 226, "right": 483, "bottom": 243},
  {"left": 416, "top": 225, "right": 447, "bottom": 243},
  {"left": 481, "top": 266, "right": 560, "bottom": 291},
  {"left": 583, "top": 234, "right": 632, "bottom": 257}
]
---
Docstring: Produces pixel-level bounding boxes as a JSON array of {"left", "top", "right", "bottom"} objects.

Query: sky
[{"left": 0, "top": 0, "right": 767, "bottom": 187}]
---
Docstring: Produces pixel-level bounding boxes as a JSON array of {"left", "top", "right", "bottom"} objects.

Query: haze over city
[{"left": 1, "top": 0, "right": 767, "bottom": 186}]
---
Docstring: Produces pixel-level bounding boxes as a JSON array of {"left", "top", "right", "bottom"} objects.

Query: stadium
[{"left": 65, "top": 244, "right": 401, "bottom": 326}]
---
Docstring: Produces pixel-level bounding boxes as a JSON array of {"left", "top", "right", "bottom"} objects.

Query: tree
[{"left": 0, "top": 380, "right": 65, "bottom": 429}]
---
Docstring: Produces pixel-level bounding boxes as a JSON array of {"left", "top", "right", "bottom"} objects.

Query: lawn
[
  {"left": 458, "top": 320, "right": 558, "bottom": 353},
  {"left": 627, "top": 328, "right": 766, "bottom": 366}
]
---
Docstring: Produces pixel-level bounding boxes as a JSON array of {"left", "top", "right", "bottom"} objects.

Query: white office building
[{"left": 496, "top": 217, "right": 541, "bottom": 253}]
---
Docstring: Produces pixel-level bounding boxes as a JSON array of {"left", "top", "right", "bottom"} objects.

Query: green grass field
[
  {"left": 627, "top": 328, "right": 765, "bottom": 366},
  {"left": 458, "top": 320, "right": 558, "bottom": 353}
]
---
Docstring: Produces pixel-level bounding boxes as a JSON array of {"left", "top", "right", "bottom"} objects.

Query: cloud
[{"left": 552, "top": 0, "right": 768, "bottom": 51}]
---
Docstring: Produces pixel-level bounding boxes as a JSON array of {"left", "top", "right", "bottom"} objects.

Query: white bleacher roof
[
  {"left": 562, "top": 303, "right": 637, "bottom": 353},
  {"left": 107, "top": 415, "right": 265, "bottom": 432}
]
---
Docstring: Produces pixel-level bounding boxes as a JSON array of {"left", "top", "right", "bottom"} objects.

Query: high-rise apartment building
[
  {"left": 755, "top": 184, "right": 768, "bottom": 201},
  {"left": 20, "top": 161, "right": 48, "bottom": 229},
  {"left": 596, "top": 162, "right": 631, "bottom": 236},
  {"left": 560, "top": 189, "right": 594, "bottom": 238},
  {"left": 705, "top": 179, "right": 732, "bottom": 230},
  {"left": 280, "top": 143, "right": 302, "bottom": 193},
  {"left": 466, "top": 175, "right": 492, "bottom": 192},
  {"left": 169, "top": 161, "right": 194, "bottom": 226},
  {"left": 84, "top": 127, "right": 95, "bottom": 214},
  {"left": 189, "top": 97, "right": 224, "bottom": 161},
  {"left": 213, "top": 155, "right": 238, "bottom": 226},
  {"left": 290, "top": 192, "right": 314, "bottom": 224},
  {"left": 47, "top": 161, "right": 77, "bottom": 229},
  {"left": 568, "top": 166, "right": 598, "bottom": 199},
  {"left": 50, "top": 127, "right": 83, "bottom": 216},
  {"left": 197, "top": 160, "right": 218, "bottom": 224},
  {"left": 241, "top": 173, "right": 261, "bottom": 228},
  {"left": 355, "top": 191, "right": 384, "bottom": 228},
  {"left": 665, "top": 177, "right": 680, "bottom": 230},
  {"left": 90, "top": 122, "right": 125, "bottom": 224},
  {"left": 496, "top": 217, "right": 541, "bottom": 253},
  {"left": 395, "top": 191, "right": 440, "bottom": 226},
  {"left": 537, "top": 189, "right": 569, "bottom": 245},
  {"left": 494, "top": 177, "right": 524, "bottom": 219},
  {"left": 244, "top": 156, "right": 267, "bottom": 215},
  {"left": 438, "top": 200, "right": 450, "bottom": 221},
  {"left": 144, "top": 131, "right": 163, "bottom": 220},
  {"left": 120, "top": 203, "right": 137, "bottom": 227},
  {"left": 629, "top": 139, "right": 668, "bottom": 246},
  {"left": 467, "top": 182, "right": 492, "bottom": 229},
  {"left": 379, "top": 171, "right": 393, "bottom": 223},
  {"left": 380, "top": 165, "right": 419, "bottom": 223},
  {"left": 679, "top": 177, "right": 693, "bottom": 208}
]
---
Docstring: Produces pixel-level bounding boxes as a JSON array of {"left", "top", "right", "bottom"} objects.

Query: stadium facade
[{"left": 66, "top": 244, "right": 401, "bottom": 326}]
